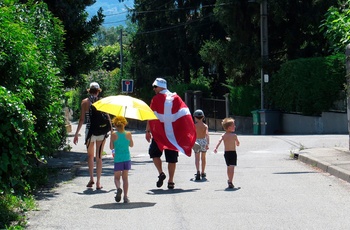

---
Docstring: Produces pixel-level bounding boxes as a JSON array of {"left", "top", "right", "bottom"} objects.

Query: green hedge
[
  {"left": 0, "top": 2, "right": 66, "bottom": 194},
  {"left": 228, "top": 85, "right": 260, "bottom": 116},
  {"left": 268, "top": 54, "right": 346, "bottom": 115}
]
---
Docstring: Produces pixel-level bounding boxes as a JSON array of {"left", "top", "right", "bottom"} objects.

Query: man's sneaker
[
  {"left": 115, "top": 188, "right": 122, "bottom": 202},
  {"left": 123, "top": 197, "right": 130, "bottom": 203},
  {"left": 201, "top": 173, "right": 206, "bottom": 178},
  {"left": 195, "top": 172, "right": 201, "bottom": 181},
  {"left": 156, "top": 172, "right": 166, "bottom": 188}
]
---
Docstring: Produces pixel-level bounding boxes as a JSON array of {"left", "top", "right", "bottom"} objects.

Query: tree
[
  {"left": 320, "top": 2, "right": 350, "bottom": 53},
  {"left": 94, "top": 26, "right": 125, "bottom": 46},
  {"left": 41, "top": 0, "right": 105, "bottom": 88},
  {"left": 130, "top": 0, "right": 226, "bottom": 95}
]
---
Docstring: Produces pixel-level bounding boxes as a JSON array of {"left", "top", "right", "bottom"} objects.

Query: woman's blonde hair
[{"left": 112, "top": 116, "right": 128, "bottom": 128}]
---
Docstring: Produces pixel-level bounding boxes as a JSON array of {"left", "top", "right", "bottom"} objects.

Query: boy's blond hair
[
  {"left": 221, "top": 117, "right": 235, "bottom": 130},
  {"left": 112, "top": 116, "right": 128, "bottom": 128}
]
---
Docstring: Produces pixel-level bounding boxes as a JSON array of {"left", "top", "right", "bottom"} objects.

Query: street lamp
[{"left": 249, "top": 0, "right": 269, "bottom": 109}]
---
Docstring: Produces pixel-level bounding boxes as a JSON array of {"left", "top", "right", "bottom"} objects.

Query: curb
[{"left": 298, "top": 153, "right": 350, "bottom": 183}]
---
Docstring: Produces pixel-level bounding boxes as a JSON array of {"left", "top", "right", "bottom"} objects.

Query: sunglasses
[{"left": 153, "top": 85, "right": 158, "bottom": 89}]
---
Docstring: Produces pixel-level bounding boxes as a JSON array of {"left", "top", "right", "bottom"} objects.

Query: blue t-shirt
[{"left": 113, "top": 131, "right": 131, "bottom": 163}]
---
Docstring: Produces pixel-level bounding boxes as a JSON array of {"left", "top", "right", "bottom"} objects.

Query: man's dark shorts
[
  {"left": 224, "top": 151, "right": 237, "bottom": 166},
  {"left": 149, "top": 139, "right": 178, "bottom": 163}
]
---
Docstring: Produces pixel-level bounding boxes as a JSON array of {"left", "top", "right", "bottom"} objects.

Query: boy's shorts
[
  {"left": 149, "top": 139, "right": 178, "bottom": 163},
  {"left": 224, "top": 151, "right": 237, "bottom": 166},
  {"left": 114, "top": 161, "right": 131, "bottom": 171},
  {"left": 193, "top": 138, "right": 207, "bottom": 153}
]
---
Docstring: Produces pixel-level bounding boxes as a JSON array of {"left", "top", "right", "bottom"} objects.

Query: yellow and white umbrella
[{"left": 92, "top": 95, "right": 158, "bottom": 121}]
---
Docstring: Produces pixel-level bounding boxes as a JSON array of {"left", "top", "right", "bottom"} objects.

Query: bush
[
  {"left": 0, "top": 87, "right": 37, "bottom": 194},
  {"left": 227, "top": 85, "right": 260, "bottom": 116},
  {"left": 0, "top": 2, "right": 66, "bottom": 194},
  {"left": 268, "top": 54, "right": 346, "bottom": 115}
]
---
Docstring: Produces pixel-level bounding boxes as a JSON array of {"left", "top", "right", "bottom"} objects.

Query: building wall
[{"left": 206, "top": 112, "right": 347, "bottom": 135}]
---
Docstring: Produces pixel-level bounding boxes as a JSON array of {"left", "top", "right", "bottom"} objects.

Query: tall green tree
[
  {"left": 130, "top": 0, "right": 226, "bottom": 96},
  {"left": 40, "top": 0, "right": 105, "bottom": 88},
  {"left": 320, "top": 1, "right": 350, "bottom": 53},
  {"left": 214, "top": 0, "right": 338, "bottom": 85}
]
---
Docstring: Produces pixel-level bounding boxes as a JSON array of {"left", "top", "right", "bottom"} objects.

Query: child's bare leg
[
  {"left": 195, "top": 153, "right": 200, "bottom": 172},
  {"left": 122, "top": 170, "right": 129, "bottom": 198},
  {"left": 114, "top": 171, "right": 121, "bottom": 189},
  {"left": 201, "top": 152, "right": 207, "bottom": 174},
  {"left": 227, "top": 165, "right": 235, "bottom": 183}
]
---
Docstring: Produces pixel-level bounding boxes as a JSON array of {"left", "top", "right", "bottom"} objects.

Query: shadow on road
[
  {"left": 273, "top": 171, "right": 316, "bottom": 175},
  {"left": 91, "top": 202, "right": 156, "bottom": 209},
  {"left": 214, "top": 187, "right": 241, "bottom": 192},
  {"left": 146, "top": 188, "right": 200, "bottom": 195},
  {"left": 74, "top": 188, "right": 115, "bottom": 196}
]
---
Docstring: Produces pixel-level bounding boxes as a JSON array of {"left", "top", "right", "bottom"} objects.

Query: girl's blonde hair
[
  {"left": 112, "top": 116, "right": 128, "bottom": 128},
  {"left": 222, "top": 117, "right": 235, "bottom": 130}
]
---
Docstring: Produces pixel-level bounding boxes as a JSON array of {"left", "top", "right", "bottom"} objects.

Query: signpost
[{"left": 122, "top": 79, "right": 134, "bottom": 93}]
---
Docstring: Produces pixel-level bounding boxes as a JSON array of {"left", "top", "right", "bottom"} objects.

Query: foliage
[
  {"left": 94, "top": 26, "right": 125, "bottom": 46},
  {"left": 43, "top": 0, "right": 105, "bottom": 88},
  {"left": 320, "top": 1, "right": 350, "bottom": 53},
  {"left": 130, "top": 0, "right": 226, "bottom": 95},
  {"left": 100, "top": 45, "right": 121, "bottom": 71},
  {"left": 67, "top": 70, "right": 122, "bottom": 120},
  {"left": 268, "top": 54, "right": 346, "bottom": 115},
  {"left": 0, "top": 1, "right": 66, "bottom": 194},
  {"left": 126, "top": 0, "right": 340, "bottom": 112},
  {"left": 0, "top": 87, "right": 37, "bottom": 194},
  {"left": 0, "top": 193, "right": 37, "bottom": 229},
  {"left": 226, "top": 85, "right": 260, "bottom": 117}
]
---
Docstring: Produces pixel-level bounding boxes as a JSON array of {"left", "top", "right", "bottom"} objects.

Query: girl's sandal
[{"left": 86, "top": 181, "right": 94, "bottom": 188}]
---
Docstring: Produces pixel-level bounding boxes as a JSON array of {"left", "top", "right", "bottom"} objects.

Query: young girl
[
  {"left": 214, "top": 117, "right": 240, "bottom": 188},
  {"left": 110, "top": 116, "right": 134, "bottom": 203}
]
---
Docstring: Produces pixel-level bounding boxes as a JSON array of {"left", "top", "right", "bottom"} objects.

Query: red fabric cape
[{"left": 149, "top": 90, "right": 196, "bottom": 156}]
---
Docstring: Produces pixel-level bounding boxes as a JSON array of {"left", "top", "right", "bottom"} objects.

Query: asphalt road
[{"left": 26, "top": 131, "right": 350, "bottom": 230}]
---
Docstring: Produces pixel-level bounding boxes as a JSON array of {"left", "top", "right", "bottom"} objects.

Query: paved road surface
[{"left": 27, "top": 128, "right": 350, "bottom": 230}]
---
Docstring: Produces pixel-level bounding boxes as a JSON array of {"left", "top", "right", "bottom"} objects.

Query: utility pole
[
  {"left": 346, "top": 44, "right": 350, "bottom": 150},
  {"left": 260, "top": 0, "right": 268, "bottom": 110},
  {"left": 120, "top": 29, "right": 123, "bottom": 77}
]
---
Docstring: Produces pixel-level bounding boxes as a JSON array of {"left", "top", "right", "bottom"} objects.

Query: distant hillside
[{"left": 86, "top": 0, "right": 134, "bottom": 27}]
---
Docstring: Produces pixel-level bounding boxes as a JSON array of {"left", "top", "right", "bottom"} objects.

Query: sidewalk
[{"left": 297, "top": 147, "right": 350, "bottom": 183}]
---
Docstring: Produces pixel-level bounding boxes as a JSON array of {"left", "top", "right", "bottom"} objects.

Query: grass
[
  {"left": 0, "top": 193, "right": 37, "bottom": 229},
  {"left": 289, "top": 143, "right": 306, "bottom": 160},
  {"left": 0, "top": 166, "right": 52, "bottom": 229}
]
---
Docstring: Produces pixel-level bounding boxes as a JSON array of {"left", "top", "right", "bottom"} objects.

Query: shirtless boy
[
  {"left": 193, "top": 109, "right": 209, "bottom": 180},
  {"left": 214, "top": 117, "right": 240, "bottom": 188}
]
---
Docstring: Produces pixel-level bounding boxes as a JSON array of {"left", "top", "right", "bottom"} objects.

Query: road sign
[{"left": 122, "top": 79, "right": 133, "bottom": 93}]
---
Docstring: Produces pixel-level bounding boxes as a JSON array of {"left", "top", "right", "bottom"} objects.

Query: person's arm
[
  {"left": 110, "top": 132, "right": 117, "bottom": 150},
  {"left": 73, "top": 99, "right": 88, "bottom": 145},
  {"left": 213, "top": 135, "right": 223, "bottom": 153},
  {"left": 235, "top": 135, "right": 240, "bottom": 147},
  {"left": 205, "top": 126, "right": 209, "bottom": 150},
  {"left": 127, "top": 132, "right": 134, "bottom": 147},
  {"left": 145, "top": 121, "right": 152, "bottom": 142}
]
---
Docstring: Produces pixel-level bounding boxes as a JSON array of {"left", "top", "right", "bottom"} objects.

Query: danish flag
[{"left": 149, "top": 90, "right": 196, "bottom": 156}]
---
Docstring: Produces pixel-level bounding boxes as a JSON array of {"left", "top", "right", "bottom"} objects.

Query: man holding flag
[{"left": 145, "top": 78, "right": 196, "bottom": 189}]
